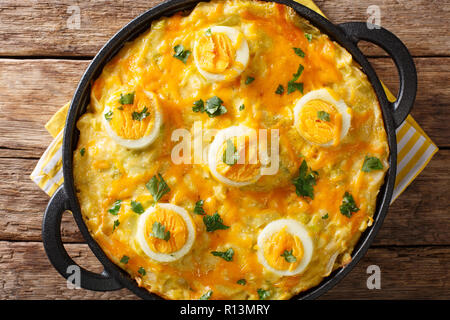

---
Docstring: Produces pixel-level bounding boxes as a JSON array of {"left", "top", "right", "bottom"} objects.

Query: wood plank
[
  {"left": 0, "top": 57, "right": 448, "bottom": 160},
  {"left": 0, "top": 0, "right": 447, "bottom": 57},
  {"left": 0, "top": 241, "right": 448, "bottom": 299},
  {"left": 0, "top": 150, "right": 448, "bottom": 245}
]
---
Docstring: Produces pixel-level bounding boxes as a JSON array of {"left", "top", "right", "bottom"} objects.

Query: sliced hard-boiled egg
[
  {"left": 194, "top": 26, "right": 249, "bottom": 82},
  {"left": 257, "top": 219, "right": 313, "bottom": 276},
  {"left": 102, "top": 89, "right": 162, "bottom": 149},
  {"left": 136, "top": 203, "right": 195, "bottom": 262},
  {"left": 208, "top": 126, "right": 263, "bottom": 187},
  {"left": 293, "top": 88, "right": 351, "bottom": 147}
]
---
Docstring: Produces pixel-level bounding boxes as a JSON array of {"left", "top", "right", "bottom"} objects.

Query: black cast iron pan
[{"left": 42, "top": 0, "right": 417, "bottom": 299}]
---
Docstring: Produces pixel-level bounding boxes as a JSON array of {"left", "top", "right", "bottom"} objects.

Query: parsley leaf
[
  {"left": 120, "top": 255, "right": 129, "bottom": 264},
  {"left": 245, "top": 76, "right": 255, "bottom": 85},
  {"left": 317, "top": 110, "right": 331, "bottom": 121},
  {"left": 292, "top": 64, "right": 304, "bottom": 81},
  {"left": 239, "top": 104, "right": 245, "bottom": 111},
  {"left": 193, "top": 200, "right": 206, "bottom": 215},
  {"left": 257, "top": 288, "right": 271, "bottom": 300},
  {"left": 205, "top": 28, "right": 212, "bottom": 36},
  {"left": 199, "top": 290, "right": 213, "bottom": 300},
  {"left": 361, "top": 156, "right": 383, "bottom": 172},
  {"left": 151, "top": 221, "right": 170, "bottom": 241},
  {"left": 192, "top": 99, "right": 205, "bottom": 113},
  {"left": 292, "top": 160, "right": 318, "bottom": 199},
  {"left": 173, "top": 44, "right": 191, "bottom": 64},
  {"left": 146, "top": 173, "right": 171, "bottom": 204},
  {"left": 222, "top": 139, "right": 239, "bottom": 166},
  {"left": 339, "top": 192, "right": 359, "bottom": 218},
  {"left": 322, "top": 213, "right": 329, "bottom": 219},
  {"left": 119, "top": 92, "right": 135, "bottom": 105},
  {"left": 132, "top": 107, "right": 150, "bottom": 121},
  {"left": 287, "top": 64, "right": 304, "bottom": 94},
  {"left": 113, "top": 219, "right": 120, "bottom": 231},
  {"left": 130, "top": 200, "right": 144, "bottom": 214},
  {"left": 280, "top": 249, "right": 297, "bottom": 263},
  {"left": 138, "top": 267, "right": 146, "bottom": 276},
  {"left": 275, "top": 84, "right": 284, "bottom": 95},
  {"left": 205, "top": 96, "right": 227, "bottom": 117},
  {"left": 80, "top": 148, "right": 85, "bottom": 156},
  {"left": 305, "top": 33, "right": 313, "bottom": 42},
  {"left": 293, "top": 47, "right": 305, "bottom": 58},
  {"left": 203, "top": 212, "right": 230, "bottom": 232},
  {"left": 211, "top": 248, "right": 234, "bottom": 262},
  {"left": 108, "top": 200, "right": 122, "bottom": 215},
  {"left": 104, "top": 110, "right": 113, "bottom": 121},
  {"left": 237, "top": 279, "right": 247, "bottom": 285}
]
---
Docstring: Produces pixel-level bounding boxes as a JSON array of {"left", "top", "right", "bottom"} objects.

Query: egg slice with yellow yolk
[
  {"left": 293, "top": 88, "right": 351, "bottom": 147},
  {"left": 103, "top": 89, "right": 162, "bottom": 149},
  {"left": 136, "top": 203, "right": 195, "bottom": 262},
  {"left": 208, "top": 126, "right": 263, "bottom": 187},
  {"left": 194, "top": 26, "right": 249, "bottom": 82},
  {"left": 257, "top": 219, "right": 313, "bottom": 276}
]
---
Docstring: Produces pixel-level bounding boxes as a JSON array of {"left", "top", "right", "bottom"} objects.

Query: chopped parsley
[
  {"left": 281, "top": 249, "right": 297, "bottom": 263},
  {"left": 130, "top": 200, "right": 145, "bottom": 214},
  {"left": 199, "top": 290, "right": 213, "bottom": 300},
  {"left": 151, "top": 221, "right": 170, "bottom": 241},
  {"left": 339, "top": 192, "right": 360, "bottom": 218},
  {"left": 173, "top": 44, "right": 191, "bottom": 64},
  {"left": 138, "top": 267, "right": 146, "bottom": 276},
  {"left": 292, "top": 160, "right": 318, "bottom": 199},
  {"left": 211, "top": 248, "right": 234, "bottom": 262},
  {"left": 361, "top": 156, "right": 383, "bottom": 172},
  {"left": 113, "top": 219, "right": 120, "bottom": 231},
  {"left": 119, "top": 92, "right": 135, "bottom": 105},
  {"left": 108, "top": 200, "right": 122, "bottom": 215},
  {"left": 322, "top": 213, "right": 329, "bottom": 219},
  {"left": 293, "top": 47, "right": 305, "bottom": 58},
  {"left": 205, "top": 28, "right": 212, "bottom": 36},
  {"left": 146, "top": 173, "right": 171, "bottom": 204},
  {"left": 275, "top": 84, "right": 284, "bottom": 95},
  {"left": 131, "top": 106, "right": 150, "bottom": 121},
  {"left": 203, "top": 212, "right": 230, "bottom": 232},
  {"left": 192, "top": 99, "right": 205, "bottom": 113},
  {"left": 193, "top": 200, "right": 206, "bottom": 215},
  {"left": 104, "top": 110, "right": 113, "bottom": 121},
  {"left": 120, "top": 255, "right": 129, "bottom": 264},
  {"left": 222, "top": 139, "right": 239, "bottom": 166},
  {"left": 305, "top": 33, "right": 313, "bottom": 42},
  {"left": 80, "top": 148, "right": 85, "bottom": 156},
  {"left": 239, "top": 104, "right": 245, "bottom": 111},
  {"left": 317, "top": 110, "right": 331, "bottom": 121},
  {"left": 205, "top": 96, "right": 227, "bottom": 117},
  {"left": 287, "top": 64, "right": 304, "bottom": 94},
  {"left": 245, "top": 76, "right": 255, "bottom": 85},
  {"left": 237, "top": 279, "right": 247, "bottom": 286},
  {"left": 257, "top": 288, "right": 271, "bottom": 300}
]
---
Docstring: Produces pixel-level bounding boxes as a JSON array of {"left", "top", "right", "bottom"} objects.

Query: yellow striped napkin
[{"left": 30, "top": 0, "right": 438, "bottom": 203}]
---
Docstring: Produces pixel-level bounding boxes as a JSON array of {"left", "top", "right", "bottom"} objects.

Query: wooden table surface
[{"left": 0, "top": 0, "right": 448, "bottom": 300}]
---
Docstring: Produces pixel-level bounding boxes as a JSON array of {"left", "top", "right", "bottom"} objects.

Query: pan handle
[
  {"left": 42, "top": 185, "right": 123, "bottom": 291},
  {"left": 338, "top": 22, "right": 417, "bottom": 128}
]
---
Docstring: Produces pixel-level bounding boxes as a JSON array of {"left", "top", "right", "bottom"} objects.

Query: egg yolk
[
  {"left": 195, "top": 33, "right": 236, "bottom": 74},
  {"left": 215, "top": 136, "right": 261, "bottom": 183},
  {"left": 109, "top": 91, "right": 156, "bottom": 140},
  {"left": 298, "top": 99, "right": 342, "bottom": 146},
  {"left": 263, "top": 227, "right": 303, "bottom": 271},
  {"left": 143, "top": 208, "right": 188, "bottom": 254}
]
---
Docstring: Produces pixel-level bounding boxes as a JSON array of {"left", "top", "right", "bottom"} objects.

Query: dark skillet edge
[{"left": 59, "top": 0, "right": 401, "bottom": 300}]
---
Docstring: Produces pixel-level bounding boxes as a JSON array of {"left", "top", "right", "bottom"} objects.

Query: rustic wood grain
[
  {"left": 0, "top": 0, "right": 448, "bottom": 57},
  {"left": 0, "top": 150, "right": 448, "bottom": 245},
  {"left": 0, "top": 241, "right": 448, "bottom": 299}
]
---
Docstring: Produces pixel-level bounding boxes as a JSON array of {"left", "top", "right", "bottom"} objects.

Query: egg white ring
[
  {"left": 208, "top": 126, "right": 262, "bottom": 187},
  {"left": 136, "top": 203, "right": 196, "bottom": 263},
  {"left": 194, "top": 26, "right": 249, "bottom": 82},
  {"left": 103, "top": 90, "right": 162, "bottom": 150},
  {"left": 293, "top": 88, "right": 351, "bottom": 147},
  {"left": 257, "top": 219, "right": 314, "bottom": 276}
]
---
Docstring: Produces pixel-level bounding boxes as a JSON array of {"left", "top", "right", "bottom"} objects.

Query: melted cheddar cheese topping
[{"left": 73, "top": 0, "right": 389, "bottom": 300}]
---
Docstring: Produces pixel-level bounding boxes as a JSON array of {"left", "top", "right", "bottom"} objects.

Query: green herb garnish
[
  {"left": 292, "top": 160, "right": 318, "bottom": 199},
  {"left": 130, "top": 200, "right": 144, "bottom": 214},
  {"left": 131, "top": 106, "right": 150, "bottom": 121},
  {"left": 199, "top": 290, "right": 213, "bottom": 300},
  {"left": 80, "top": 148, "right": 85, "bottom": 156},
  {"left": 275, "top": 84, "right": 284, "bottom": 95},
  {"left": 239, "top": 104, "right": 245, "bottom": 111},
  {"left": 339, "top": 192, "right": 359, "bottom": 218},
  {"left": 120, "top": 255, "right": 129, "bottom": 264},
  {"left": 257, "top": 288, "right": 271, "bottom": 300},
  {"left": 205, "top": 28, "right": 212, "bottom": 36},
  {"left": 104, "top": 110, "right": 113, "bottom": 121},
  {"left": 293, "top": 47, "right": 305, "bottom": 58},
  {"left": 305, "top": 33, "right": 313, "bottom": 42},
  {"left": 146, "top": 173, "right": 171, "bottom": 204},
  {"left": 287, "top": 64, "right": 304, "bottom": 94},
  {"left": 317, "top": 110, "right": 330, "bottom": 121},
  {"left": 322, "top": 213, "right": 329, "bottom": 219},
  {"left": 173, "top": 44, "right": 191, "bottom": 64},
  {"left": 211, "top": 248, "right": 234, "bottom": 262},
  {"left": 361, "top": 156, "right": 383, "bottom": 172},
  {"left": 237, "top": 279, "right": 247, "bottom": 286},
  {"left": 281, "top": 249, "right": 297, "bottom": 263},
  {"left": 138, "top": 267, "right": 146, "bottom": 276},
  {"left": 108, "top": 200, "right": 122, "bottom": 215},
  {"left": 222, "top": 139, "right": 239, "bottom": 166},
  {"left": 245, "top": 76, "right": 255, "bottom": 85},
  {"left": 151, "top": 221, "right": 170, "bottom": 241},
  {"left": 119, "top": 92, "right": 135, "bottom": 105},
  {"left": 113, "top": 219, "right": 120, "bottom": 231},
  {"left": 203, "top": 212, "right": 230, "bottom": 232},
  {"left": 205, "top": 96, "right": 227, "bottom": 117},
  {"left": 193, "top": 200, "right": 206, "bottom": 215},
  {"left": 192, "top": 99, "right": 205, "bottom": 113}
]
